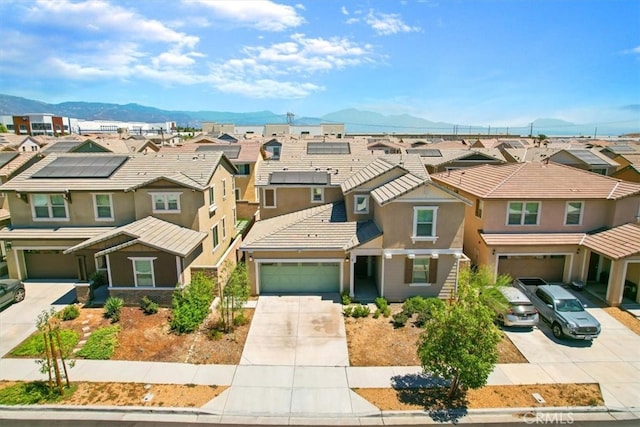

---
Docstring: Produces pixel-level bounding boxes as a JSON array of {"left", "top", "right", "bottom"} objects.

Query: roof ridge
[
  {"left": 485, "top": 163, "right": 527, "bottom": 197},
  {"left": 606, "top": 180, "right": 621, "bottom": 200}
]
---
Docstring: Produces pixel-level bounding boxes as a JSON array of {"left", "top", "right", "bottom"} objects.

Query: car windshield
[{"left": 555, "top": 299, "right": 584, "bottom": 312}]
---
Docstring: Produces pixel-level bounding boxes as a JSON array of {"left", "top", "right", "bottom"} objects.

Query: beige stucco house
[
  {"left": 0, "top": 152, "right": 238, "bottom": 303},
  {"left": 432, "top": 162, "right": 640, "bottom": 306},
  {"left": 240, "top": 139, "right": 470, "bottom": 302}
]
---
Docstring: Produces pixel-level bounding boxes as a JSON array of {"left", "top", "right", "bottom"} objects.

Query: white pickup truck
[{"left": 513, "top": 278, "right": 601, "bottom": 340}]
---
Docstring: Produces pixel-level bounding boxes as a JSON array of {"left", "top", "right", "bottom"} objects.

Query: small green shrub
[
  {"left": 233, "top": 311, "right": 248, "bottom": 326},
  {"left": 374, "top": 297, "right": 388, "bottom": 311},
  {"left": 392, "top": 312, "right": 408, "bottom": 328},
  {"left": 382, "top": 307, "right": 391, "bottom": 318},
  {"left": 373, "top": 309, "right": 381, "bottom": 319},
  {"left": 170, "top": 272, "right": 214, "bottom": 334},
  {"left": 60, "top": 305, "right": 80, "bottom": 321},
  {"left": 77, "top": 326, "right": 120, "bottom": 359},
  {"left": 341, "top": 291, "right": 351, "bottom": 306},
  {"left": 10, "top": 330, "right": 79, "bottom": 357},
  {"left": 104, "top": 297, "right": 124, "bottom": 322},
  {"left": 140, "top": 296, "right": 159, "bottom": 315},
  {"left": 402, "top": 296, "right": 429, "bottom": 316},
  {"left": 208, "top": 329, "right": 223, "bottom": 341},
  {"left": 351, "top": 304, "right": 370, "bottom": 318},
  {"left": 343, "top": 306, "right": 353, "bottom": 317},
  {"left": 0, "top": 381, "right": 75, "bottom": 405}
]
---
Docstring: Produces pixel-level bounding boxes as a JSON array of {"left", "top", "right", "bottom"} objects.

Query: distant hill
[{"left": 0, "top": 94, "right": 636, "bottom": 136}]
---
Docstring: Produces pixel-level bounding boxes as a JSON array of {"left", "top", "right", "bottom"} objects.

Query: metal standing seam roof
[
  {"left": 371, "top": 173, "right": 426, "bottom": 206},
  {"left": 581, "top": 223, "right": 640, "bottom": 260},
  {"left": 240, "top": 202, "right": 381, "bottom": 250},
  {"left": 64, "top": 216, "right": 207, "bottom": 257},
  {"left": 0, "top": 152, "right": 226, "bottom": 192},
  {"left": 340, "top": 158, "right": 401, "bottom": 193},
  {"left": 481, "top": 233, "right": 586, "bottom": 246},
  {"left": 431, "top": 162, "right": 640, "bottom": 200}
]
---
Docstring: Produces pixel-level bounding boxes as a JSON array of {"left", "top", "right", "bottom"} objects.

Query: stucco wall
[{"left": 259, "top": 187, "right": 343, "bottom": 219}]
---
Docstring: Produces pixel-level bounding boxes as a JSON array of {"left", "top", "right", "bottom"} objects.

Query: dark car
[{"left": 0, "top": 279, "right": 26, "bottom": 309}]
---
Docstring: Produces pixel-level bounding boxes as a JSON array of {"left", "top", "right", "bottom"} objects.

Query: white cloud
[
  {"left": 186, "top": 0, "right": 305, "bottom": 32},
  {"left": 341, "top": 6, "right": 349, "bottom": 15},
  {"left": 622, "top": 46, "right": 640, "bottom": 56},
  {"left": 364, "top": 10, "right": 420, "bottom": 35}
]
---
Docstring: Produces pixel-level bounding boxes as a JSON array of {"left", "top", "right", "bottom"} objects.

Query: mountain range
[{"left": 0, "top": 94, "right": 636, "bottom": 136}]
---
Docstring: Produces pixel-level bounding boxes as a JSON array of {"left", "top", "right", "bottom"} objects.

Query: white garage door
[
  {"left": 260, "top": 262, "right": 340, "bottom": 293},
  {"left": 497, "top": 255, "right": 566, "bottom": 282}
]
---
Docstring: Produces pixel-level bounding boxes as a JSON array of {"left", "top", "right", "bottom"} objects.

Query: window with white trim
[
  {"left": 507, "top": 201, "right": 539, "bottom": 225},
  {"left": 404, "top": 257, "right": 438, "bottom": 286},
  {"left": 222, "top": 179, "right": 227, "bottom": 199},
  {"left": 263, "top": 188, "right": 276, "bottom": 208},
  {"left": 152, "top": 193, "right": 180, "bottom": 213},
  {"left": 565, "top": 201, "right": 583, "bottom": 225},
  {"left": 93, "top": 194, "right": 113, "bottom": 221},
  {"left": 311, "top": 187, "right": 324, "bottom": 203},
  {"left": 212, "top": 223, "right": 220, "bottom": 250},
  {"left": 236, "top": 164, "right": 250, "bottom": 175},
  {"left": 129, "top": 257, "right": 156, "bottom": 287},
  {"left": 354, "top": 195, "right": 369, "bottom": 214},
  {"left": 222, "top": 217, "right": 227, "bottom": 240},
  {"left": 232, "top": 207, "right": 237, "bottom": 225},
  {"left": 32, "top": 194, "right": 68, "bottom": 220},
  {"left": 413, "top": 206, "right": 438, "bottom": 239},
  {"left": 209, "top": 186, "right": 215, "bottom": 206}
]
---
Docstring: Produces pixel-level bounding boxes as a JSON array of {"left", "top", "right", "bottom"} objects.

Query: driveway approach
[{"left": 0, "top": 282, "right": 76, "bottom": 357}]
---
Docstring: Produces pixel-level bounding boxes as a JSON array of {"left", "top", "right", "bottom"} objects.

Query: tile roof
[
  {"left": 240, "top": 202, "right": 381, "bottom": 251},
  {"left": 64, "top": 216, "right": 207, "bottom": 257},
  {"left": 501, "top": 147, "right": 561, "bottom": 163},
  {"left": 581, "top": 223, "right": 640, "bottom": 260},
  {"left": 340, "top": 158, "right": 401, "bottom": 193},
  {"left": 371, "top": 173, "right": 425, "bottom": 205},
  {"left": 415, "top": 148, "right": 506, "bottom": 167},
  {"left": 481, "top": 233, "right": 586, "bottom": 246},
  {"left": 551, "top": 149, "right": 619, "bottom": 167},
  {"left": 0, "top": 209, "right": 10, "bottom": 222},
  {"left": 432, "top": 162, "right": 640, "bottom": 200},
  {"left": 0, "top": 226, "right": 114, "bottom": 241},
  {"left": 159, "top": 141, "right": 264, "bottom": 163},
  {"left": 0, "top": 151, "right": 39, "bottom": 178},
  {"left": 0, "top": 152, "right": 228, "bottom": 192}
]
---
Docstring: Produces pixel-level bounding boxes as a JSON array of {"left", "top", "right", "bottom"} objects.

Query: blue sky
[{"left": 1, "top": 0, "right": 639, "bottom": 129}]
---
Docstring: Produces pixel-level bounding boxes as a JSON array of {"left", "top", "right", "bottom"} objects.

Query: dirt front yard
[
  {"left": 603, "top": 307, "right": 640, "bottom": 335},
  {"left": 345, "top": 307, "right": 527, "bottom": 366}
]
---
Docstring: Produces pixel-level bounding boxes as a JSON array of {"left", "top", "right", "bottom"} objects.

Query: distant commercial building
[
  {"left": 203, "top": 122, "right": 345, "bottom": 138},
  {"left": 1, "top": 114, "right": 74, "bottom": 136}
]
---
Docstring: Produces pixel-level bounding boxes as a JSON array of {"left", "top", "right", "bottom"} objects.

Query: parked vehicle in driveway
[
  {"left": 492, "top": 286, "right": 539, "bottom": 327},
  {"left": 0, "top": 279, "right": 26, "bottom": 309},
  {"left": 514, "top": 277, "right": 601, "bottom": 340}
]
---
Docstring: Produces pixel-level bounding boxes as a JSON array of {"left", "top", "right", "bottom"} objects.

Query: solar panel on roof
[
  {"left": 406, "top": 149, "right": 442, "bottom": 157},
  {"left": 31, "top": 156, "right": 129, "bottom": 179},
  {"left": 570, "top": 150, "right": 610, "bottom": 166},
  {"left": 608, "top": 145, "right": 637, "bottom": 154},
  {"left": 0, "top": 152, "right": 19, "bottom": 169},
  {"left": 270, "top": 171, "right": 329, "bottom": 185},
  {"left": 43, "top": 141, "right": 82, "bottom": 153},
  {"left": 195, "top": 145, "right": 241, "bottom": 159},
  {"left": 307, "top": 142, "right": 350, "bottom": 155}
]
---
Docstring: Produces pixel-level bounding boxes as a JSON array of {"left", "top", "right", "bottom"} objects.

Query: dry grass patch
[
  {"left": 603, "top": 307, "right": 640, "bottom": 335},
  {"left": 355, "top": 383, "right": 603, "bottom": 411},
  {"left": 345, "top": 304, "right": 527, "bottom": 366}
]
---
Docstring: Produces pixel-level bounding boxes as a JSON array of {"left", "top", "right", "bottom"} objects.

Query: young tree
[
  {"left": 219, "top": 262, "right": 250, "bottom": 333},
  {"left": 417, "top": 267, "right": 503, "bottom": 399},
  {"left": 35, "top": 309, "right": 74, "bottom": 394},
  {"left": 0, "top": 123, "right": 8, "bottom": 133}
]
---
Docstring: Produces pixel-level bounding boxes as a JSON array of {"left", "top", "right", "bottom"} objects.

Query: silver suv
[
  {"left": 534, "top": 285, "right": 601, "bottom": 340},
  {"left": 494, "top": 286, "right": 539, "bottom": 327}
]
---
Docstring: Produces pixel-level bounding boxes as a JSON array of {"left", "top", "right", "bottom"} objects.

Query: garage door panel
[
  {"left": 497, "top": 255, "right": 565, "bottom": 282},
  {"left": 260, "top": 262, "right": 340, "bottom": 293},
  {"left": 24, "top": 250, "right": 78, "bottom": 280}
]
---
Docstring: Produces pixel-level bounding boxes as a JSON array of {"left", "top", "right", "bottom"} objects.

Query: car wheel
[
  {"left": 14, "top": 288, "right": 25, "bottom": 303},
  {"left": 552, "top": 322, "right": 563, "bottom": 339}
]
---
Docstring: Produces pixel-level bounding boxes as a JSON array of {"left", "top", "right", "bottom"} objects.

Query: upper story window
[
  {"left": 475, "top": 199, "right": 483, "bottom": 218},
  {"left": 507, "top": 202, "right": 539, "bottom": 225},
  {"left": 151, "top": 192, "right": 181, "bottom": 213},
  {"left": 222, "top": 217, "right": 227, "bottom": 240},
  {"left": 93, "top": 194, "right": 113, "bottom": 221},
  {"left": 565, "top": 201, "right": 583, "bottom": 225},
  {"left": 236, "top": 164, "right": 250, "bottom": 175},
  {"left": 212, "top": 223, "right": 220, "bottom": 250},
  {"left": 222, "top": 179, "right": 227, "bottom": 199},
  {"left": 311, "top": 187, "right": 324, "bottom": 203},
  {"left": 412, "top": 206, "right": 438, "bottom": 240},
  {"left": 208, "top": 186, "right": 216, "bottom": 213},
  {"left": 354, "top": 195, "right": 369, "bottom": 214},
  {"left": 32, "top": 194, "right": 68, "bottom": 221},
  {"left": 272, "top": 146, "right": 281, "bottom": 158},
  {"left": 263, "top": 188, "right": 276, "bottom": 208}
]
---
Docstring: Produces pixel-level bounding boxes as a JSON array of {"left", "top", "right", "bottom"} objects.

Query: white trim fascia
[
  {"left": 176, "top": 256, "right": 183, "bottom": 286},
  {"left": 381, "top": 248, "right": 464, "bottom": 256},
  {"left": 13, "top": 245, "right": 70, "bottom": 250},
  {"left": 394, "top": 198, "right": 464, "bottom": 203},
  {"left": 240, "top": 247, "right": 345, "bottom": 252}
]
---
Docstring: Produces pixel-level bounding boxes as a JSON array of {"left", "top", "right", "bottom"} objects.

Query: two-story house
[
  {"left": 432, "top": 162, "right": 640, "bottom": 306},
  {"left": 0, "top": 152, "right": 237, "bottom": 304},
  {"left": 240, "top": 139, "right": 470, "bottom": 302}
]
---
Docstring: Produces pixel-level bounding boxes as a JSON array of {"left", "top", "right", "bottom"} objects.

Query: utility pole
[
  {"left": 529, "top": 122, "right": 533, "bottom": 137},
  {"left": 594, "top": 127, "right": 598, "bottom": 139},
  {"left": 488, "top": 125, "right": 491, "bottom": 135}
]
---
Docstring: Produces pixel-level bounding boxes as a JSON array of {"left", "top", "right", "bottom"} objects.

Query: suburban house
[
  {"left": 240, "top": 139, "right": 471, "bottom": 301},
  {"left": 612, "top": 164, "right": 640, "bottom": 183},
  {"left": 432, "top": 162, "right": 640, "bottom": 306},
  {"left": 407, "top": 147, "right": 506, "bottom": 173},
  {"left": 547, "top": 149, "right": 619, "bottom": 175},
  {"left": 0, "top": 152, "right": 238, "bottom": 304}
]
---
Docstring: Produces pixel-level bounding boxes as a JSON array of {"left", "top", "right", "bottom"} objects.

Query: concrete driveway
[
  {"left": 0, "top": 282, "right": 76, "bottom": 357},
  {"left": 503, "top": 306, "right": 640, "bottom": 411},
  {"left": 240, "top": 295, "right": 349, "bottom": 366}
]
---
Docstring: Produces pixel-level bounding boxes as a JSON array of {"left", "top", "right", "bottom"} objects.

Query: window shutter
[
  {"left": 404, "top": 258, "right": 413, "bottom": 283},
  {"left": 429, "top": 258, "right": 438, "bottom": 283}
]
